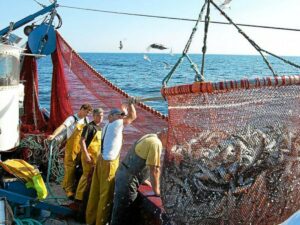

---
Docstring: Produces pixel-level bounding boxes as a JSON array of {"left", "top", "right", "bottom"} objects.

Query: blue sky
[{"left": 1, "top": 0, "right": 300, "bottom": 55}]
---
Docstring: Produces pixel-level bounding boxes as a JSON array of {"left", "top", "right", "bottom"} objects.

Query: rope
[
  {"left": 14, "top": 218, "right": 42, "bottom": 225},
  {"left": 57, "top": 32, "right": 168, "bottom": 119},
  {"left": 209, "top": 0, "right": 300, "bottom": 76},
  {"left": 32, "top": 0, "right": 46, "bottom": 8},
  {"left": 45, "top": 141, "right": 65, "bottom": 204},
  {"left": 19, "top": 136, "right": 65, "bottom": 197},
  {"left": 162, "top": 1, "right": 207, "bottom": 86},
  {"left": 32, "top": 79, "right": 38, "bottom": 130},
  {"left": 69, "top": 50, "right": 73, "bottom": 72},
  {"left": 19, "top": 135, "right": 47, "bottom": 167},
  {"left": 19, "top": 136, "right": 44, "bottom": 159},
  {"left": 44, "top": 140, "right": 65, "bottom": 184},
  {"left": 260, "top": 49, "right": 300, "bottom": 70},
  {"left": 200, "top": 0, "right": 211, "bottom": 81},
  {"left": 162, "top": 55, "right": 184, "bottom": 86},
  {"left": 58, "top": 4, "right": 300, "bottom": 33},
  {"left": 37, "top": 10, "right": 57, "bottom": 54}
]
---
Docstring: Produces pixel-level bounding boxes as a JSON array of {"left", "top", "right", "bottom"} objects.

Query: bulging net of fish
[{"left": 161, "top": 77, "right": 300, "bottom": 225}]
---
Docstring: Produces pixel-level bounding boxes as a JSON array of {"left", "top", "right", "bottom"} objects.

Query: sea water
[{"left": 37, "top": 53, "right": 300, "bottom": 115}]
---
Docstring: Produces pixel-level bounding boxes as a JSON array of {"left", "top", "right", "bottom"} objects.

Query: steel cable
[{"left": 59, "top": 4, "right": 300, "bottom": 33}]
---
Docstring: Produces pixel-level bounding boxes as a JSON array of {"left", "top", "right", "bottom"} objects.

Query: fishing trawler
[
  {"left": 1, "top": 0, "right": 300, "bottom": 224},
  {"left": 0, "top": 1, "right": 168, "bottom": 224}
]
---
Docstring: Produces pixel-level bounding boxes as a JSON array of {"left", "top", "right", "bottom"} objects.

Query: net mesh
[
  {"left": 20, "top": 51, "right": 47, "bottom": 133},
  {"left": 51, "top": 32, "right": 167, "bottom": 156},
  {"left": 161, "top": 77, "right": 300, "bottom": 225},
  {"left": 48, "top": 34, "right": 74, "bottom": 131}
]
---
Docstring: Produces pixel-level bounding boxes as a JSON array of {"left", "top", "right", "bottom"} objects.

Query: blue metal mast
[{"left": 0, "top": 2, "right": 58, "bottom": 36}]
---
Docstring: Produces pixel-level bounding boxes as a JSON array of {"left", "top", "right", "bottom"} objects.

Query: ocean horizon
[
  {"left": 37, "top": 53, "right": 300, "bottom": 115},
  {"left": 79, "top": 52, "right": 300, "bottom": 57}
]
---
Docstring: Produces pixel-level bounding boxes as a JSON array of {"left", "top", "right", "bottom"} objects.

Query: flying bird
[
  {"left": 162, "top": 61, "right": 170, "bottom": 69},
  {"left": 143, "top": 54, "right": 151, "bottom": 62},
  {"left": 119, "top": 41, "right": 123, "bottom": 50},
  {"left": 147, "top": 43, "right": 169, "bottom": 51},
  {"left": 219, "top": 0, "right": 232, "bottom": 9}
]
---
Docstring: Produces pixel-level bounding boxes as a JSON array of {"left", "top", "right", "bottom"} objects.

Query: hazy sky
[{"left": 1, "top": 0, "right": 300, "bottom": 55}]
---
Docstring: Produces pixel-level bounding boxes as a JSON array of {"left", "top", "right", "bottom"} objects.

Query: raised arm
[{"left": 123, "top": 98, "right": 137, "bottom": 125}]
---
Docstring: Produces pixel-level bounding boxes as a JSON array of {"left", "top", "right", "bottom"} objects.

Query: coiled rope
[
  {"left": 19, "top": 136, "right": 66, "bottom": 203},
  {"left": 13, "top": 218, "right": 42, "bottom": 225},
  {"left": 44, "top": 140, "right": 66, "bottom": 204},
  {"left": 19, "top": 135, "right": 44, "bottom": 163}
]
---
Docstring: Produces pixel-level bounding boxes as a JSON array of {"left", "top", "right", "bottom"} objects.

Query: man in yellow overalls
[
  {"left": 86, "top": 99, "right": 137, "bottom": 225},
  {"left": 75, "top": 108, "right": 104, "bottom": 202},
  {"left": 48, "top": 103, "right": 93, "bottom": 199}
]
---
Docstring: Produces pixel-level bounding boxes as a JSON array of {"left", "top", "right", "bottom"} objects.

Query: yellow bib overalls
[
  {"left": 62, "top": 123, "right": 85, "bottom": 198},
  {"left": 75, "top": 130, "right": 101, "bottom": 200},
  {"left": 85, "top": 154, "right": 119, "bottom": 225}
]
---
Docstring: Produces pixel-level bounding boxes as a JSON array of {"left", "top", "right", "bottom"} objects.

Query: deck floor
[{"left": 45, "top": 182, "right": 86, "bottom": 225}]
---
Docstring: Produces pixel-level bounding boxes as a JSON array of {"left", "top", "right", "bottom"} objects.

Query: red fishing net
[
  {"left": 19, "top": 32, "right": 168, "bottom": 182},
  {"left": 49, "top": 32, "right": 167, "bottom": 156},
  {"left": 20, "top": 51, "right": 47, "bottom": 133},
  {"left": 48, "top": 35, "right": 73, "bottom": 131},
  {"left": 161, "top": 76, "right": 300, "bottom": 225}
]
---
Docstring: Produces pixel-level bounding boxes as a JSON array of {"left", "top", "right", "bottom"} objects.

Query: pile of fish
[{"left": 161, "top": 125, "right": 300, "bottom": 225}]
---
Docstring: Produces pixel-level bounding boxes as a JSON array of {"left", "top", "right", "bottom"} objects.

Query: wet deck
[{"left": 45, "top": 182, "right": 85, "bottom": 225}]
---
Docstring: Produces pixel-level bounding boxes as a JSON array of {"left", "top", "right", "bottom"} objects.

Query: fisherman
[
  {"left": 48, "top": 103, "right": 93, "bottom": 199},
  {"left": 75, "top": 108, "right": 104, "bottom": 202},
  {"left": 110, "top": 129, "right": 168, "bottom": 225},
  {"left": 85, "top": 98, "right": 137, "bottom": 225}
]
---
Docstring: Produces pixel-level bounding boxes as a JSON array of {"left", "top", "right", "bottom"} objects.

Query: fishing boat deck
[
  {"left": 45, "top": 182, "right": 85, "bottom": 225},
  {"left": 47, "top": 183, "right": 168, "bottom": 225}
]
